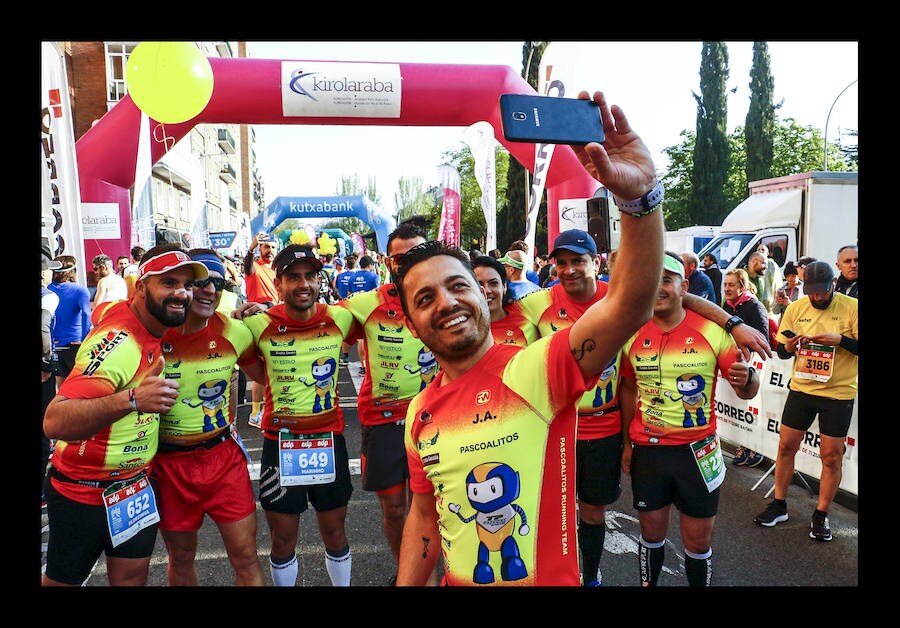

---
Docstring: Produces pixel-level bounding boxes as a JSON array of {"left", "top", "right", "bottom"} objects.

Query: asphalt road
[{"left": 40, "top": 347, "right": 860, "bottom": 589}]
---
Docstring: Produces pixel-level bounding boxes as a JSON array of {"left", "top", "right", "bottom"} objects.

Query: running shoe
[
  {"left": 745, "top": 451, "right": 765, "bottom": 468},
  {"left": 754, "top": 500, "right": 789, "bottom": 527},
  {"left": 809, "top": 513, "right": 832, "bottom": 542},
  {"left": 340, "top": 352, "right": 349, "bottom": 365},
  {"left": 248, "top": 412, "right": 262, "bottom": 429},
  {"left": 733, "top": 447, "right": 749, "bottom": 465},
  {"left": 358, "top": 366, "right": 366, "bottom": 375}
]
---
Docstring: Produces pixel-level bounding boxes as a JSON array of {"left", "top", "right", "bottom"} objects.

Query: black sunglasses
[{"left": 186, "top": 277, "right": 227, "bottom": 291}]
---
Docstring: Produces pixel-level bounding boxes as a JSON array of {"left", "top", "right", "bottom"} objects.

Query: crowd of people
[{"left": 40, "top": 90, "right": 857, "bottom": 588}]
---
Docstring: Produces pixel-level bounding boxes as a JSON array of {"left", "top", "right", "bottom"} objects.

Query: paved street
[{"left": 40, "top": 348, "right": 859, "bottom": 588}]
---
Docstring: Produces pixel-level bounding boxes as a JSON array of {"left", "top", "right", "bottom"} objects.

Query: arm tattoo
[
  {"left": 571, "top": 338, "right": 596, "bottom": 362},
  {"left": 421, "top": 536, "right": 431, "bottom": 559}
]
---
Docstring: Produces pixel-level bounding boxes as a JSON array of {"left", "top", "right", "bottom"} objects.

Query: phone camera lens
[{"left": 512, "top": 111, "right": 526, "bottom": 121}]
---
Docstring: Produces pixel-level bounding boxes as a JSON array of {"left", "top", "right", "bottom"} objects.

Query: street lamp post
[{"left": 823, "top": 78, "right": 857, "bottom": 172}]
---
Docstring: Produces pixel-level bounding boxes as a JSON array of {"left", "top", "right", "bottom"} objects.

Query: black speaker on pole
[{"left": 585, "top": 196, "right": 611, "bottom": 253}]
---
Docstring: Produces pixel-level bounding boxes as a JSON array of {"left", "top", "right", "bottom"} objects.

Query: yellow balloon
[
  {"left": 126, "top": 42, "right": 214, "bottom": 124},
  {"left": 289, "top": 230, "right": 310, "bottom": 245},
  {"left": 317, "top": 233, "right": 337, "bottom": 256}
]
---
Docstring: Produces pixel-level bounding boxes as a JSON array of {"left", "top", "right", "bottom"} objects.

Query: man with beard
[
  {"left": 393, "top": 90, "right": 667, "bottom": 587},
  {"left": 237, "top": 244, "right": 362, "bottom": 586},
  {"left": 754, "top": 261, "right": 858, "bottom": 542},
  {"left": 42, "top": 243, "right": 208, "bottom": 586},
  {"left": 244, "top": 233, "right": 280, "bottom": 428}
]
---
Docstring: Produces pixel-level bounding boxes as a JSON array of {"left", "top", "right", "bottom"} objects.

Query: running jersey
[
  {"left": 621, "top": 309, "right": 738, "bottom": 447},
  {"left": 516, "top": 282, "right": 621, "bottom": 439},
  {"left": 777, "top": 293, "right": 858, "bottom": 400},
  {"left": 242, "top": 303, "right": 360, "bottom": 439},
  {"left": 338, "top": 284, "right": 438, "bottom": 426},
  {"left": 51, "top": 300, "right": 163, "bottom": 505},
  {"left": 158, "top": 312, "right": 259, "bottom": 445},
  {"left": 489, "top": 304, "right": 540, "bottom": 348},
  {"left": 405, "top": 329, "right": 594, "bottom": 586},
  {"left": 91, "top": 298, "right": 125, "bottom": 326},
  {"left": 244, "top": 259, "right": 278, "bottom": 304}
]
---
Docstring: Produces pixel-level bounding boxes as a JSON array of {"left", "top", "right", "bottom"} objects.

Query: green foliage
[{"left": 744, "top": 42, "right": 778, "bottom": 183}]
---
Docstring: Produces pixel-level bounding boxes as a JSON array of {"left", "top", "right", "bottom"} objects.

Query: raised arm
[{"left": 567, "top": 91, "right": 664, "bottom": 379}]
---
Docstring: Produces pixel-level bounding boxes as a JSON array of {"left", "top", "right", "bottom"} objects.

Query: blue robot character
[
  {"left": 299, "top": 356, "right": 337, "bottom": 413},
  {"left": 664, "top": 373, "right": 709, "bottom": 427},
  {"left": 448, "top": 462, "right": 530, "bottom": 584},
  {"left": 181, "top": 378, "right": 229, "bottom": 432},
  {"left": 404, "top": 346, "right": 438, "bottom": 391},
  {"left": 591, "top": 355, "right": 618, "bottom": 409}
]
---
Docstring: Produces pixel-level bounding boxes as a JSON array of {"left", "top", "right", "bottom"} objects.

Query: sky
[{"left": 245, "top": 40, "right": 858, "bottom": 218}]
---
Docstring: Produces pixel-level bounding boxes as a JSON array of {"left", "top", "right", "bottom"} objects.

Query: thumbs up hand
[
  {"left": 133, "top": 356, "right": 180, "bottom": 414},
  {"left": 726, "top": 350, "right": 752, "bottom": 389}
]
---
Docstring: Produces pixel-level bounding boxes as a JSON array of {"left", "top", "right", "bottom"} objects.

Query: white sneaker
[{"left": 248, "top": 412, "right": 262, "bottom": 429}]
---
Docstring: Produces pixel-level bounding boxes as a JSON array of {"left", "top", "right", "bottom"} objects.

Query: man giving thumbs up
[{"left": 42, "top": 243, "right": 208, "bottom": 587}]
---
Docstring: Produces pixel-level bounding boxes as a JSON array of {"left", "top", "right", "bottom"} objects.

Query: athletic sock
[
  {"left": 251, "top": 401, "right": 262, "bottom": 416},
  {"left": 269, "top": 553, "right": 298, "bottom": 587},
  {"left": 577, "top": 520, "right": 606, "bottom": 585},
  {"left": 325, "top": 545, "right": 352, "bottom": 586},
  {"left": 638, "top": 536, "right": 666, "bottom": 587},
  {"left": 684, "top": 547, "right": 713, "bottom": 587}
]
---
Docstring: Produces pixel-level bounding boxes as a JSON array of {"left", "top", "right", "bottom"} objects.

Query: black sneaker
[
  {"left": 358, "top": 366, "right": 366, "bottom": 375},
  {"left": 754, "top": 500, "right": 788, "bottom": 527},
  {"left": 745, "top": 451, "right": 765, "bottom": 468},
  {"left": 733, "top": 447, "right": 749, "bottom": 465},
  {"left": 809, "top": 514, "right": 832, "bottom": 542}
]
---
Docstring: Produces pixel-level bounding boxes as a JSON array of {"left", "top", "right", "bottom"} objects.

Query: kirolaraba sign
[{"left": 281, "top": 62, "right": 402, "bottom": 118}]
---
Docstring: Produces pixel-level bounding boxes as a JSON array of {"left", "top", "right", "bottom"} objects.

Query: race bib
[
  {"left": 278, "top": 431, "right": 336, "bottom": 486},
  {"left": 103, "top": 474, "right": 160, "bottom": 548},
  {"left": 690, "top": 433, "right": 725, "bottom": 493},
  {"left": 794, "top": 343, "right": 835, "bottom": 383}
]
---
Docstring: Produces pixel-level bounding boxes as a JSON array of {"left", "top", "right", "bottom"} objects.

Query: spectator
[
  {"left": 233, "top": 244, "right": 362, "bottom": 587},
  {"left": 619, "top": 252, "right": 759, "bottom": 587},
  {"left": 681, "top": 251, "right": 716, "bottom": 302},
  {"left": 122, "top": 246, "right": 145, "bottom": 300},
  {"left": 153, "top": 248, "right": 267, "bottom": 586},
  {"left": 536, "top": 254, "right": 551, "bottom": 287},
  {"left": 488, "top": 248, "right": 502, "bottom": 259},
  {"left": 772, "top": 261, "right": 803, "bottom": 317},
  {"left": 48, "top": 255, "right": 93, "bottom": 389},
  {"left": 796, "top": 256, "right": 817, "bottom": 284},
  {"left": 745, "top": 251, "right": 775, "bottom": 315},
  {"left": 116, "top": 255, "right": 130, "bottom": 276},
  {"left": 243, "top": 232, "right": 280, "bottom": 428},
  {"left": 468, "top": 248, "right": 484, "bottom": 262},
  {"left": 544, "top": 264, "right": 558, "bottom": 287},
  {"left": 472, "top": 255, "right": 539, "bottom": 348},
  {"left": 91, "top": 253, "right": 128, "bottom": 309},
  {"left": 833, "top": 245, "right": 858, "bottom": 299},
  {"left": 756, "top": 245, "right": 784, "bottom": 313},
  {"left": 508, "top": 239, "right": 542, "bottom": 285},
  {"left": 42, "top": 243, "right": 208, "bottom": 586},
  {"left": 394, "top": 89, "right": 666, "bottom": 587},
  {"left": 702, "top": 252, "right": 723, "bottom": 305},
  {"left": 754, "top": 261, "right": 858, "bottom": 543},
  {"left": 722, "top": 268, "right": 769, "bottom": 468},
  {"left": 498, "top": 249, "right": 541, "bottom": 300}
]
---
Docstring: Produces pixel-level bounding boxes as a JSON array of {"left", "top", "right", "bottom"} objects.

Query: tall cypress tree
[
  {"left": 690, "top": 42, "right": 731, "bottom": 225},
  {"left": 745, "top": 42, "right": 777, "bottom": 185}
]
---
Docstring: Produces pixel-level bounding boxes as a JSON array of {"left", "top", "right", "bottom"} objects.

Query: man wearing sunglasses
[{"left": 152, "top": 248, "right": 268, "bottom": 586}]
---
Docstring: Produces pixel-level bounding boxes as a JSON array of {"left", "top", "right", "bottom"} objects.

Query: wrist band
[
  {"left": 128, "top": 388, "right": 139, "bottom": 414},
  {"left": 614, "top": 180, "right": 665, "bottom": 216}
]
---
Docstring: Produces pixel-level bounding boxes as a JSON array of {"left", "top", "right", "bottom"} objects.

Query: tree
[
  {"left": 394, "top": 175, "right": 433, "bottom": 225},
  {"left": 661, "top": 118, "right": 857, "bottom": 228},
  {"left": 744, "top": 42, "right": 780, "bottom": 183},
  {"left": 502, "top": 41, "right": 548, "bottom": 253},
  {"left": 440, "top": 143, "right": 510, "bottom": 252},
  {"left": 690, "top": 42, "right": 731, "bottom": 225}
]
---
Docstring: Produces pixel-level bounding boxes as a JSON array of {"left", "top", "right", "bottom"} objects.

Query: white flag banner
[
  {"left": 463, "top": 121, "right": 497, "bottom": 252},
  {"left": 132, "top": 112, "right": 156, "bottom": 249},
  {"left": 41, "top": 41, "right": 87, "bottom": 287}
]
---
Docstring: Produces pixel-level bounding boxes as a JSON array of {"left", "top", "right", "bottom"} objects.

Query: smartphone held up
[{"left": 499, "top": 94, "right": 605, "bottom": 145}]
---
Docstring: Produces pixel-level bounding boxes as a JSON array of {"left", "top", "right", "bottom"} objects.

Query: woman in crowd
[{"left": 471, "top": 255, "right": 539, "bottom": 348}]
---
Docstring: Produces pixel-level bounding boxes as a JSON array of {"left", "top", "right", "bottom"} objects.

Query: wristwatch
[{"left": 724, "top": 315, "right": 744, "bottom": 334}]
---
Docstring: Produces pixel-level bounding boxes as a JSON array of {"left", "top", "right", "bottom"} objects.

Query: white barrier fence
[{"left": 715, "top": 353, "right": 858, "bottom": 496}]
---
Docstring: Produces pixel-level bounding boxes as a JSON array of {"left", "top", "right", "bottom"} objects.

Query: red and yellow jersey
[
  {"left": 490, "top": 303, "right": 540, "bottom": 348},
  {"left": 777, "top": 293, "right": 858, "bottom": 400},
  {"left": 338, "top": 284, "right": 438, "bottom": 426},
  {"left": 91, "top": 298, "right": 125, "bottom": 327},
  {"left": 51, "top": 301, "right": 163, "bottom": 505},
  {"left": 405, "top": 329, "right": 594, "bottom": 586},
  {"left": 621, "top": 310, "right": 738, "bottom": 446},
  {"left": 243, "top": 303, "right": 360, "bottom": 438},
  {"left": 516, "top": 282, "right": 620, "bottom": 439},
  {"left": 158, "top": 312, "right": 259, "bottom": 445}
]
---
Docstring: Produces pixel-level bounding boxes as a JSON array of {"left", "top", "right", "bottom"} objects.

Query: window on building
[{"left": 104, "top": 42, "right": 139, "bottom": 106}]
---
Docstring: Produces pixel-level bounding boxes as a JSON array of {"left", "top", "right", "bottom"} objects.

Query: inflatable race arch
[{"left": 75, "top": 56, "right": 600, "bottom": 264}]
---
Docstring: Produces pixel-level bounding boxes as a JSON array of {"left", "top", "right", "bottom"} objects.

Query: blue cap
[
  {"left": 334, "top": 257, "right": 345, "bottom": 267},
  {"left": 550, "top": 229, "right": 597, "bottom": 258}
]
